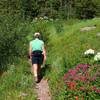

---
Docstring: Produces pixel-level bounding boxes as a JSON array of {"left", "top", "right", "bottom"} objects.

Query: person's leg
[
  {"left": 32, "top": 64, "right": 38, "bottom": 82},
  {"left": 37, "top": 64, "right": 42, "bottom": 81},
  {"left": 38, "top": 64, "right": 41, "bottom": 75},
  {"left": 38, "top": 55, "right": 43, "bottom": 73},
  {"left": 37, "top": 55, "right": 43, "bottom": 80}
]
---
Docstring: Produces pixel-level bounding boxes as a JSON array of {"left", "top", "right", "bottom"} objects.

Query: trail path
[{"left": 35, "top": 78, "right": 51, "bottom": 100}]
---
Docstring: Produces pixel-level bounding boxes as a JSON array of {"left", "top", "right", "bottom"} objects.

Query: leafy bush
[{"left": 0, "top": 16, "right": 30, "bottom": 71}]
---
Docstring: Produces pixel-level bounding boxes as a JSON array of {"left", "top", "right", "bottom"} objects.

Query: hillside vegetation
[
  {"left": 47, "top": 18, "right": 100, "bottom": 100},
  {"left": 0, "top": 18, "right": 100, "bottom": 100},
  {"left": 0, "top": 0, "right": 100, "bottom": 99}
]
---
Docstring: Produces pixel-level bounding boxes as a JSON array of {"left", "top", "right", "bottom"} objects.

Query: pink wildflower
[
  {"left": 63, "top": 73, "right": 69, "bottom": 81},
  {"left": 76, "top": 64, "right": 89, "bottom": 72},
  {"left": 69, "top": 69, "right": 77, "bottom": 77},
  {"left": 92, "top": 86, "right": 97, "bottom": 90},
  {"left": 73, "top": 75, "right": 80, "bottom": 81},
  {"left": 80, "top": 86, "right": 85, "bottom": 91},
  {"left": 96, "top": 89, "right": 100, "bottom": 94},
  {"left": 79, "top": 76, "right": 87, "bottom": 82},
  {"left": 91, "top": 76, "right": 96, "bottom": 81}
]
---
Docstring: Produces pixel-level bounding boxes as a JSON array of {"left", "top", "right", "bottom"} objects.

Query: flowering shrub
[
  {"left": 64, "top": 64, "right": 100, "bottom": 99},
  {"left": 84, "top": 49, "right": 95, "bottom": 55},
  {"left": 84, "top": 49, "right": 100, "bottom": 64},
  {"left": 94, "top": 52, "right": 100, "bottom": 61}
]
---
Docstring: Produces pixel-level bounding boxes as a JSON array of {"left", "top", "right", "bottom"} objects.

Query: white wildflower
[
  {"left": 84, "top": 49, "right": 95, "bottom": 55},
  {"left": 97, "top": 52, "right": 100, "bottom": 55},
  {"left": 35, "top": 17, "right": 37, "bottom": 20},
  {"left": 39, "top": 17, "right": 43, "bottom": 20},
  {"left": 43, "top": 16, "right": 48, "bottom": 20},
  {"left": 94, "top": 52, "right": 100, "bottom": 61}
]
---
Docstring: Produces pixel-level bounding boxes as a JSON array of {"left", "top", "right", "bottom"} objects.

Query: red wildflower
[
  {"left": 75, "top": 96, "right": 79, "bottom": 100},
  {"left": 67, "top": 82, "right": 76, "bottom": 90}
]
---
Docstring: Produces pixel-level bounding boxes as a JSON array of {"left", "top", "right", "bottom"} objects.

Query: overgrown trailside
[
  {"left": 47, "top": 18, "right": 100, "bottom": 99},
  {"left": 0, "top": 18, "right": 100, "bottom": 100},
  {"left": 0, "top": 58, "right": 36, "bottom": 100}
]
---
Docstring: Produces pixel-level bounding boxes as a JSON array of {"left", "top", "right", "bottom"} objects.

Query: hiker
[{"left": 29, "top": 32, "right": 46, "bottom": 83}]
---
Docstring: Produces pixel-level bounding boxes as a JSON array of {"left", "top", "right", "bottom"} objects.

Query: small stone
[
  {"left": 96, "top": 33, "right": 100, "bottom": 37},
  {"left": 80, "top": 26, "right": 96, "bottom": 32},
  {"left": 19, "top": 92, "right": 28, "bottom": 97}
]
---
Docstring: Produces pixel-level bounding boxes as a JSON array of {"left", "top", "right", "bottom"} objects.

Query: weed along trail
[{"left": 35, "top": 78, "right": 51, "bottom": 100}]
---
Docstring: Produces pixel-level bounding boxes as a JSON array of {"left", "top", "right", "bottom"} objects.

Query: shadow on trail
[{"left": 38, "top": 64, "right": 51, "bottom": 82}]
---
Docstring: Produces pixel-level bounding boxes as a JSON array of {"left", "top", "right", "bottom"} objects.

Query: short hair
[{"left": 34, "top": 32, "right": 41, "bottom": 38}]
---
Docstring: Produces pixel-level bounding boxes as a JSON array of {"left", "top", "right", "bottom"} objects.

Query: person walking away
[{"left": 29, "top": 32, "right": 46, "bottom": 83}]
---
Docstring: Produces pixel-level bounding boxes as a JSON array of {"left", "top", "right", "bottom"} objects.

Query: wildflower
[
  {"left": 75, "top": 96, "right": 79, "bottom": 100},
  {"left": 80, "top": 86, "right": 85, "bottom": 91},
  {"left": 63, "top": 73, "right": 69, "bottom": 81},
  {"left": 79, "top": 76, "right": 87, "bottom": 82},
  {"left": 76, "top": 64, "right": 89, "bottom": 72},
  {"left": 96, "top": 89, "right": 100, "bottom": 94},
  {"left": 84, "top": 49, "right": 95, "bottom": 55},
  {"left": 67, "top": 82, "right": 76, "bottom": 90},
  {"left": 73, "top": 75, "right": 80, "bottom": 81},
  {"left": 68, "top": 69, "right": 77, "bottom": 77},
  {"left": 76, "top": 66, "right": 80, "bottom": 71},
  {"left": 94, "top": 52, "right": 100, "bottom": 61},
  {"left": 35, "top": 17, "right": 37, "bottom": 20},
  {"left": 92, "top": 86, "right": 100, "bottom": 94},
  {"left": 92, "top": 86, "right": 97, "bottom": 91},
  {"left": 82, "top": 64, "right": 89, "bottom": 72},
  {"left": 85, "top": 72, "right": 89, "bottom": 77},
  {"left": 39, "top": 17, "right": 43, "bottom": 20},
  {"left": 43, "top": 16, "right": 48, "bottom": 20}
]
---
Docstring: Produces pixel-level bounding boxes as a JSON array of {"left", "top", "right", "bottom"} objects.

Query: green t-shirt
[{"left": 30, "top": 38, "right": 44, "bottom": 52}]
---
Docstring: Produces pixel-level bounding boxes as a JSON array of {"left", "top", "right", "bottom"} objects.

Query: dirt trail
[{"left": 35, "top": 79, "right": 51, "bottom": 100}]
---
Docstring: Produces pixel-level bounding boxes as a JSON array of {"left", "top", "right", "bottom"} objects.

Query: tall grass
[
  {"left": 0, "top": 17, "right": 100, "bottom": 99},
  {"left": 47, "top": 18, "right": 100, "bottom": 99},
  {"left": 0, "top": 58, "right": 36, "bottom": 100}
]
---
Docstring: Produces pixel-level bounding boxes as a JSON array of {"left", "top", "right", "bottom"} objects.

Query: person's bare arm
[
  {"left": 29, "top": 43, "right": 32, "bottom": 59},
  {"left": 42, "top": 45, "right": 46, "bottom": 63}
]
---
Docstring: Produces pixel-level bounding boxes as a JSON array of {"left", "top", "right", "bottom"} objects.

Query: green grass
[
  {"left": 0, "top": 18, "right": 100, "bottom": 100},
  {"left": 46, "top": 18, "right": 100, "bottom": 99},
  {"left": 0, "top": 58, "right": 37, "bottom": 100}
]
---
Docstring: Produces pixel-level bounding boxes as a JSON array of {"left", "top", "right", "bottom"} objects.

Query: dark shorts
[{"left": 32, "top": 50, "right": 44, "bottom": 65}]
